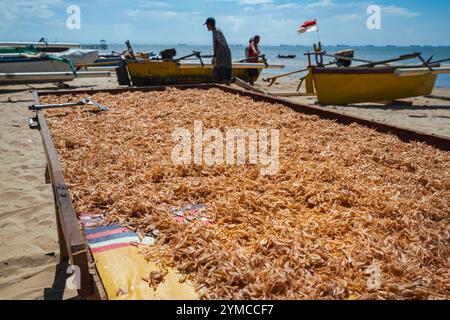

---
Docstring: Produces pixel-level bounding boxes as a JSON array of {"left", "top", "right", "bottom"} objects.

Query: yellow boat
[
  {"left": 125, "top": 58, "right": 284, "bottom": 86},
  {"left": 266, "top": 44, "right": 449, "bottom": 105},
  {"left": 310, "top": 66, "right": 438, "bottom": 104}
]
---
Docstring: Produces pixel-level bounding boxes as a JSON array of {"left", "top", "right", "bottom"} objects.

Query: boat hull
[
  {"left": 0, "top": 57, "right": 71, "bottom": 73},
  {"left": 0, "top": 50, "right": 98, "bottom": 84},
  {"left": 312, "top": 67, "right": 437, "bottom": 104},
  {"left": 126, "top": 60, "right": 262, "bottom": 86}
]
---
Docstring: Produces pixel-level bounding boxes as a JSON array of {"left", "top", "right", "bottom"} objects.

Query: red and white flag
[{"left": 298, "top": 19, "right": 318, "bottom": 33}]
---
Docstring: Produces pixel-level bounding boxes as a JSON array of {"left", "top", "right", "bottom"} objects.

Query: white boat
[
  {"left": 0, "top": 41, "right": 80, "bottom": 49},
  {"left": 0, "top": 49, "right": 99, "bottom": 84},
  {"left": 0, "top": 71, "right": 111, "bottom": 82}
]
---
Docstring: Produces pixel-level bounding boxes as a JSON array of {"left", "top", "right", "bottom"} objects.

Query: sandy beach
[
  {"left": 0, "top": 77, "right": 117, "bottom": 299},
  {"left": 0, "top": 74, "right": 448, "bottom": 299}
]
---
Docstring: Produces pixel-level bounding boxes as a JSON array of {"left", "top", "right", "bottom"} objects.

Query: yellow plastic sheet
[{"left": 92, "top": 245, "right": 198, "bottom": 300}]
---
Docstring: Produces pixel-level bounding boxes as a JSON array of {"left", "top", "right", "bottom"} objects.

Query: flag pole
[{"left": 316, "top": 19, "right": 321, "bottom": 44}]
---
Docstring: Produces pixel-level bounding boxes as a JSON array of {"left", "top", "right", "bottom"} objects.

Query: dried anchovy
[{"left": 41, "top": 88, "right": 450, "bottom": 300}]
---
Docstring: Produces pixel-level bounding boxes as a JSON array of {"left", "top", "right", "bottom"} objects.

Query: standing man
[{"left": 204, "top": 17, "right": 232, "bottom": 85}]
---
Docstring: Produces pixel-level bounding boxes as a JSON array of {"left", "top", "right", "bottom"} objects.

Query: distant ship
[{"left": 277, "top": 54, "right": 296, "bottom": 59}]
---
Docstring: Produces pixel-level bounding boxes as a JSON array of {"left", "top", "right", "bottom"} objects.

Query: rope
[
  {"left": 46, "top": 54, "right": 78, "bottom": 77},
  {"left": 0, "top": 46, "right": 78, "bottom": 78},
  {"left": 0, "top": 46, "right": 78, "bottom": 77},
  {"left": 0, "top": 47, "right": 40, "bottom": 55}
]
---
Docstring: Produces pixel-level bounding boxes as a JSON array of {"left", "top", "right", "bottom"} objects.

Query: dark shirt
[{"left": 212, "top": 29, "right": 232, "bottom": 68}]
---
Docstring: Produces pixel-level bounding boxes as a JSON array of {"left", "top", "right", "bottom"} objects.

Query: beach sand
[
  {"left": 0, "top": 74, "right": 448, "bottom": 299},
  {"left": 0, "top": 77, "right": 117, "bottom": 299}
]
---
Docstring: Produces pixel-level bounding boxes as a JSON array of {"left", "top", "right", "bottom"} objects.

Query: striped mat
[{"left": 81, "top": 217, "right": 154, "bottom": 253}]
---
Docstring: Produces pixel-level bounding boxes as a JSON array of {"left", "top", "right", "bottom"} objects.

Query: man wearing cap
[{"left": 204, "top": 17, "right": 232, "bottom": 84}]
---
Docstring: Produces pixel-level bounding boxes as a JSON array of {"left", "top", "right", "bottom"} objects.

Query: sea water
[{"left": 105, "top": 44, "right": 450, "bottom": 88}]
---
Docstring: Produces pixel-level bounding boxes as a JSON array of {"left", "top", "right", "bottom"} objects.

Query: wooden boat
[
  {"left": 0, "top": 48, "right": 99, "bottom": 84},
  {"left": 0, "top": 71, "right": 110, "bottom": 83},
  {"left": 116, "top": 42, "right": 283, "bottom": 86},
  {"left": 310, "top": 66, "right": 438, "bottom": 104},
  {"left": 94, "top": 53, "right": 122, "bottom": 65},
  {"left": 0, "top": 41, "right": 80, "bottom": 53},
  {"left": 265, "top": 44, "right": 449, "bottom": 104},
  {"left": 277, "top": 54, "right": 296, "bottom": 59},
  {"left": 125, "top": 56, "right": 284, "bottom": 86},
  {"left": 0, "top": 49, "right": 98, "bottom": 71}
]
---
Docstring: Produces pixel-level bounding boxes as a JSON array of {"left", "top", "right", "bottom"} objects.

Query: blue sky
[{"left": 1, "top": 0, "right": 449, "bottom": 45}]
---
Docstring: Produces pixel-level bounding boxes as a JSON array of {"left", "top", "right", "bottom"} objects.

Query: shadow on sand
[{"left": 42, "top": 260, "right": 83, "bottom": 300}]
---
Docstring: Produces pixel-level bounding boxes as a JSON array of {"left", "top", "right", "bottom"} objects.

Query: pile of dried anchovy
[{"left": 42, "top": 88, "right": 449, "bottom": 299}]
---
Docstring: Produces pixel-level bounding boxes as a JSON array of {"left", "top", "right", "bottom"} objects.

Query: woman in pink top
[{"left": 246, "top": 35, "right": 260, "bottom": 85}]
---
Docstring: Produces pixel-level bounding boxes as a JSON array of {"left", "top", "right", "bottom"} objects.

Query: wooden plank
[
  {"left": 395, "top": 67, "right": 450, "bottom": 77},
  {"left": 269, "top": 92, "right": 312, "bottom": 97},
  {"left": 233, "top": 77, "right": 269, "bottom": 95},
  {"left": 35, "top": 83, "right": 216, "bottom": 97},
  {"left": 36, "top": 112, "right": 86, "bottom": 251},
  {"left": 425, "top": 94, "right": 450, "bottom": 102},
  {"left": 33, "top": 91, "right": 92, "bottom": 297}
]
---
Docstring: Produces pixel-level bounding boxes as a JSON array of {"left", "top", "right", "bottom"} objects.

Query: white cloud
[
  {"left": 0, "top": 0, "right": 62, "bottom": 21},
  {"left": 305, "top": 0, "right": 333, "bottom": 9},
  {"left": 236, "top": 0, "right": 273, "bottom": 4},
  {"left": 381, "top": 5, "right": 421, "bottom": 18},
  {"left": 128, "top": 9, "right": 199, "bottom": 18},
  {"left": 210, "top": 0, "right": 273, "bottom": 5},
  {"left": 136, "top": 1, "right": 171, "bottom": 9},
  {"left": 335, "top": 13, "right": 361, "bottom": 22},
  {"left": 262, "top": 2, "right": 298, "bottom": 10},
  {"left": 111, "top": 23, "right": 133, "bottom": 39},
  {"left": 221, "top": 15, "right": 243, "bottom": 32},
  {"left": 128, "top": 0, "right": 201, "bottom": 18}
]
